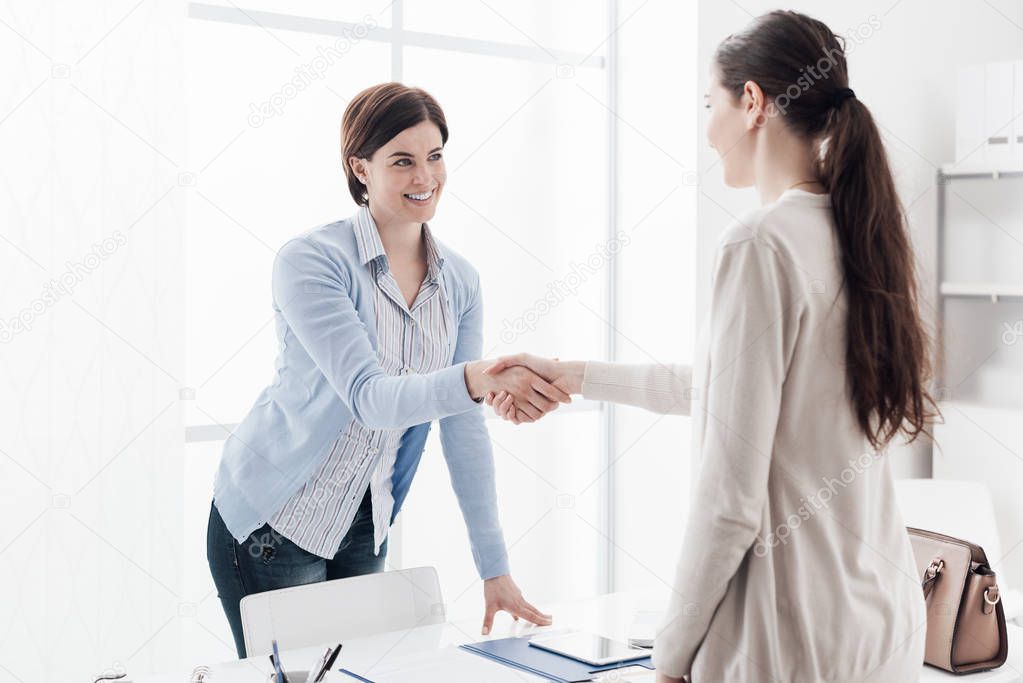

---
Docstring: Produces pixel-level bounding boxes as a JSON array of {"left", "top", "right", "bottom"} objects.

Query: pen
[
  {"left": 314, "top": 644, "right": 342, "bottom": 683},
  {"left": 304, "top": 647, "right": 331, "bottom": 683},
  {"left": 272, "top": 640, "right": 284, "bottom": 683}
]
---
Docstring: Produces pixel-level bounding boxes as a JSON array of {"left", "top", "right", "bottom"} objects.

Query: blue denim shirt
[{"left": 213, "top": 212, "right": 510, "bottom": 579}]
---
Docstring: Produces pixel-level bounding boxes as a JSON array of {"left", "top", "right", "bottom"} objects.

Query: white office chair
[
  {"left": 240, "top": 566, "right": 446, "bottom": 658},
  {"left": 895, "top": 478, "right": 1023, "bottom": 622}
]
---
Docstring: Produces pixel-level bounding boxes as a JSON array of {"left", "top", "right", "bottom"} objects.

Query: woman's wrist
[
  {"left": 464, "top": 360, "right": 492, "bottom": 400},
  {"left": 557, "top": 360, "right": 586, "bottom": 395}
]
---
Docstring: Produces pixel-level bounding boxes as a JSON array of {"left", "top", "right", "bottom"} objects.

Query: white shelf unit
[
  {"left": 933, "top": 163, "right": 1023, "bottom": 456},
  {"left": 939, "top": 163, "right": 1023, "bottom": 179},
  {"left": 935, "top": 164, "right": 1023, "bottom": 369},
  {"left": 939, "top": 282, "right": 1023, "bottom": 301}
]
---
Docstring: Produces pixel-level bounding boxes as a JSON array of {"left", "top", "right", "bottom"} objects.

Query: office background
[{"left": 0, "top": 0, "right": 1020, "bottom": 680}]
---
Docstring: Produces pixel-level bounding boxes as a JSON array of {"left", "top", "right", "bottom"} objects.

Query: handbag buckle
[
  {"left": 922, "top": 559, "right": 944, "bottom": 599},
  {"left": 984, "top": 586, "right": 1000, "bottom": 606}
]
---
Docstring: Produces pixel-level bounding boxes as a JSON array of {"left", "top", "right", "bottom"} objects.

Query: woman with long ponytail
[{"left": 484, "top": 10, "right": 938, "bottom": 681}]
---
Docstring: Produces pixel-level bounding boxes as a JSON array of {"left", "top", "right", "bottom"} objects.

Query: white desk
[{"left": 137, "top": 592, "right": 1023, "bottom": 682}]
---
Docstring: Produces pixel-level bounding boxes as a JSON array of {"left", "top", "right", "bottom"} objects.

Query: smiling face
[
  {"left": 349, "top": 119, "right": 446, "bottom": 227},
  {"left": 705, "top": 68, "right": 759, "bottom": 188}
]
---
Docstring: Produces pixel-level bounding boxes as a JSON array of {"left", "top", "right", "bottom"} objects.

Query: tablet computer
[{"left": 527, "top": 632, "right": 649, "bottom": 666}]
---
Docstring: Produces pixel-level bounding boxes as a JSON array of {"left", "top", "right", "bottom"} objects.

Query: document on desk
[{"left": 339, "top": 646, "right": 549, "bottom": 682}]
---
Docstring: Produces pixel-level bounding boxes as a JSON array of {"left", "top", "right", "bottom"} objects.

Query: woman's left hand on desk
[{"left": 481, "top": 574, "right": 553, "bottom": 635}]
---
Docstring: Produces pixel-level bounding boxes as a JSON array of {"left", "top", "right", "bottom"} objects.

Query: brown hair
[
  {"left": 714, "top": 10, "right": 938, "bottom": 450},
  {"left": 341, "top": 83, "right": 449, "bottom": 206}
]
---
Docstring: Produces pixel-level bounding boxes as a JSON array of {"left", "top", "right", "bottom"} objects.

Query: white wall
[
  {"left": 696, "top": 0, "right": 1023, "bottom": 479},
  {"left": 0, "top": 2, "right": 185, "bottom": 682}
]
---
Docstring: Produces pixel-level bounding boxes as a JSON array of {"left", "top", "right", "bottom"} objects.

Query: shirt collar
[
  {"left": 353, "top": 205, "right": 387, "bottom": 266},
  {"left": 353, "top": 205, "right": 446, "bottom": 280},
  {"left": 422, "top": 223, "right": 446, "bottom": 282}
]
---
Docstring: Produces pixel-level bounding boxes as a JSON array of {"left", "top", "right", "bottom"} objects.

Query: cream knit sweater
[{"left": 581, "top": 189, "right": 926, "bottom": 681}]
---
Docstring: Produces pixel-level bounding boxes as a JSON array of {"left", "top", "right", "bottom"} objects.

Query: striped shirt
[{"left": 269, "top": 207, "right": 451, "bottom": 558}]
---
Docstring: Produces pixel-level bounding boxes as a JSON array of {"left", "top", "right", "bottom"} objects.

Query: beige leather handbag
[{"left": 908, "top": 527, "right": 1008, "bottom": 673}]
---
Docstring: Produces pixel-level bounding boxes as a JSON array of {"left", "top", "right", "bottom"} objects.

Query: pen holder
[{"left": 267, "top": 671, "right": 309, "bottom": 683}]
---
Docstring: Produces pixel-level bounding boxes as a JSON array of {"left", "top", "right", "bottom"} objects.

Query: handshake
[{"left": 464, "top": 353, "right": 585, "bottom": 424}]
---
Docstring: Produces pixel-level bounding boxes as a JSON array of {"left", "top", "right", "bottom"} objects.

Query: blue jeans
[{"left": 206, "top": 489, "right": 387, "bottom": 658}]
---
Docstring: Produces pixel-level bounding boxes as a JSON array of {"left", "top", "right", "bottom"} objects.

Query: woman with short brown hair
[{"left": 207, "top": 83, "right": 562, "bottom": 658}]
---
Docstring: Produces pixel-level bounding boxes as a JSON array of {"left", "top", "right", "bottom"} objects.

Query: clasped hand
[
  {"left": 465, "top": 355, "right": 574, "bottom": 421},
  {"left": 472, "top": 354, "right": 583, "bottom": 424}
]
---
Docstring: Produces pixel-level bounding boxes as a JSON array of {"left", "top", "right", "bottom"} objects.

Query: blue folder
[{"left": 459, "top": 636, "right": 654, "bottom": 682}]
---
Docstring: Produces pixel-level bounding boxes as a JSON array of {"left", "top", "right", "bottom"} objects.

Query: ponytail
[{"left": 820, "top": 98, "right": 938, "bottom": 448}]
